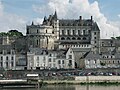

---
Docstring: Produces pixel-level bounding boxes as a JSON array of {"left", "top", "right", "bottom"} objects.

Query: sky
[{"left": 0, "top": 0, "right": 120, "bottom": 39}]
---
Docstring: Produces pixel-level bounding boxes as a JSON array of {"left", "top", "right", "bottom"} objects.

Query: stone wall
[{"left": 75, "top": 76, "right": 120, "bottom": 82}]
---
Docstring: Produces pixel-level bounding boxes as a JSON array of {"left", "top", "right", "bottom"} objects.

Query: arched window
[
  {"left": 83, "top": 37, "right": 86, "bottom": 40},
  {"left": 72, "top": 37, "right": 76, "bottom": 40},
  {"left": 77, "top": 37, "right": 81, "bottom": 40},
  {"left": 61, "top": 37, "right": 65, "bottom": 40}
]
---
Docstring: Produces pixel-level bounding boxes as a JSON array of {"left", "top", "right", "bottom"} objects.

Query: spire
[
  {"left": 43, "top": 16, "right": 47, "bottom": 25},
  {"left": 31, "top": 21, "right": 34, "bottom": 25},
  {"left": 54, "top": 10, "right": 57, "bottom": 20},
  {"left": 43, "top": 16, "right": 47, "bottom": 22}
]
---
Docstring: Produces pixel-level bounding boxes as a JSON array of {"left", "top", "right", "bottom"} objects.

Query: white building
[
  {"left": 27, "top": 48, "right": 75, "bottom": 70},
  {"left": 27, "top": 48, "right": 48, "bottom": 70},
  {"left": 0, "top": 45, "right": 16, "bottom": 70}
]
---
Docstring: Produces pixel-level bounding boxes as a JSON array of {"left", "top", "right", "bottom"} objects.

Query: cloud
[
  {"left": 33, "top": 18, "right": 43, "bottom": 25},
  {"left": 118, "top": 14, "right": 120, "bottom": 18},
  {"left": 33, "top": 0, "right": 120, "bottom": 39},
  {"left": 0, "top": 1, "right": 3, "bottom": 17},
  {"left": 0, "top": 1, "right": 26, "bottom": 34}
]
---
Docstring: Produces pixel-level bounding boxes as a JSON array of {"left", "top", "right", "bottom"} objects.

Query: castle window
[
  {"left": 78, "top": 30, "right": 81, "bottom": 35},
  {"left": 83, "top": 37, "right": 86, "bottom": 40},
  {"left": 46, "top": 30, "right": 47, "bottom": 33},
  {"left": 88, "top": 30, "right": 91, "bottom": 34},
  {"left": 67, "top": 30, "right": 70, "bottom": 35},
  {"left": 62, "top": 30, "right": 64, "bottom": 35},
  {"left": 61, "top": 37, "right": 65, "bottom": 40},
  {"left": 94, "top": 32, "right": 96, "bottom": 35},
  {"left": 72, "top": 37, "right": 76, "bottom": 40},
  {"left": 37, "top": 40, "right": 39, "bottom": 45},
  {"left": 11, "top": 56, "right": 14, "bottom": 60},
  {"left": 37, "top": 29, "right": 39, "bottom": 33},
  {"left": 83, "top": 30, "right": 85, "bottom": 35},
  {"left": 73, "top": 30, "right": 76, "bottom": 35},
  {"left": 6, "top": 56, "right": 8, "bottom": 60},
  {"left": 77, "top": 37, "right": 81, "bottom": 40},
  {"left": 94, "top": 37, "right": 96, "bottom": 39}
]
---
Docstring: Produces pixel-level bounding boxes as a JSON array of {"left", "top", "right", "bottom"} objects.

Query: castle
[{"left": 26, "top": 11, "right": 100, "bottom": 52}]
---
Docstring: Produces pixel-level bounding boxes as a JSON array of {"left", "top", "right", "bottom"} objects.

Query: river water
[{"left": 1, "top": 85, "right": 120, "bottom": 90}]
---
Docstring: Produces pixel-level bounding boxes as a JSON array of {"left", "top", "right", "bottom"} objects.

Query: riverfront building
[{"left": 1, "top": 11, "right": 120, "bottom": 70}]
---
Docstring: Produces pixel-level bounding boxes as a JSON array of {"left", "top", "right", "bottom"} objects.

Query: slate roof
[
  {"left": 84, "top": 52, "right": 100, "bottom": 59},
  {"left": 59, "top": 19, "right": 92, "bottom": 26},
  {"left": 71, "top": 48, "right": 91, "bottom": 52},
  {"left": 28, "top": 48, "right": 48, "bottom": 55},
  {"left": 0, "top": 45, "right": 13, "bottom": 51}
]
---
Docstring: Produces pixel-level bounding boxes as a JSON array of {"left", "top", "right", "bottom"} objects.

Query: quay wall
[
  {"left": 1, "top": 76, "right": 120, "bottom": 85},
  {"left": 75, "top": 76, "right": 120, "bottom": 82}
]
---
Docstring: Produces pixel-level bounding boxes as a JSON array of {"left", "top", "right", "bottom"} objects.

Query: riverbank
[
  {"left": 42, "top": 76, "right": 120, "bottom": 85},
  {"left": 1, "top": 76, "right": 120, "bottom": 88}
]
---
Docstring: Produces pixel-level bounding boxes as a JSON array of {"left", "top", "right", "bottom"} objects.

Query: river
[{"left": 1, "top": 85, "right": 120, "bottom": 90}]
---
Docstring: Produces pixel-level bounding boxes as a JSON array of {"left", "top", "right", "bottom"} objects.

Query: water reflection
[{"left": 1, "top": 85, "right": 120, "bottom": 90}]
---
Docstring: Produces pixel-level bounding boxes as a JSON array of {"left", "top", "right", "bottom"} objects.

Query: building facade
[
  {"left": 0, "top": 45, "right": 16, "bottom": 70},
  {"left": 27, "top": 48, "right": 75, "bottom": 70}
]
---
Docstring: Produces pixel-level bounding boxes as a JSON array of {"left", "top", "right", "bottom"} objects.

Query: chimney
[{"left": 91, "top": 16, "right": 93, "bottom": 21}]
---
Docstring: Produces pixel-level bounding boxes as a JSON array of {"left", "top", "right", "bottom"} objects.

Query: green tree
[
  {"left": 116, "top": 36, "right": 120, "bottom": 40},
  {"left": 7, "top": 30, "right": 23, "bottom": 37}
]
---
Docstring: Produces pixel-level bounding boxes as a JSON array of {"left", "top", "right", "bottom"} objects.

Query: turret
[
  {"left": 53, "top": 10, "right": 57, "bottom": 20},
  {"left": 43, "top": 16, "right": 47, "bottom": 25},
  {"left": 31, "top": 21, "right": 34, "bottom": 25}
]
